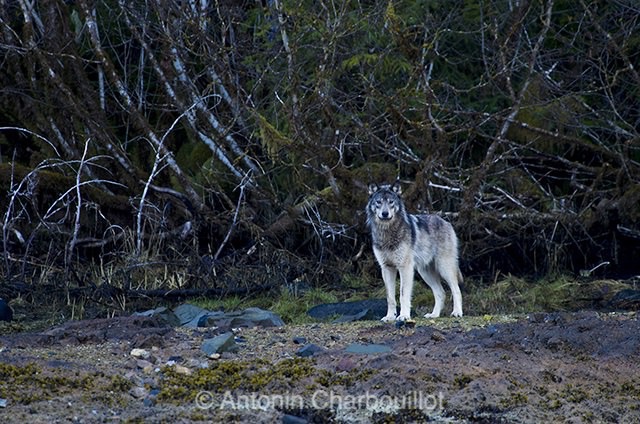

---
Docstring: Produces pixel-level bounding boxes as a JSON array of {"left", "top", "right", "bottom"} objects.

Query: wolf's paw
[
  {"left": 423, "top": 312, "right": 441, "bottom": 319},
  {"left": 381, "top": 314, "right": 397, "bottom": 322},
  {"left": 451, "top": 310, "right": 463, "bottom": 317},
  {"left": 396, "top": 314, "right": 411, "bottom": 322}
]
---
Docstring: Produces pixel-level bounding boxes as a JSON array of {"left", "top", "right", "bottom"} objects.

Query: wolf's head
[{"left": 367, "top": 181, "right": 404, "bottom": 223}]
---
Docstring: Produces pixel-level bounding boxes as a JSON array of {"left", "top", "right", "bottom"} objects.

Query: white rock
[{"left": 130, "top": 348, "right": 150, "bottom": 359}]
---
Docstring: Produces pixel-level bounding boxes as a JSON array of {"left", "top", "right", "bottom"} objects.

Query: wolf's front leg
[
  {"left": 380, "top": 266, "right": 397, "bottom": 322},
  {"left": 397, "top": 265, "right": 415, "bottom": 321}
]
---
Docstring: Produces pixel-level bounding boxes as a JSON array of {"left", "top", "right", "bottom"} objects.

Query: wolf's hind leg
[
  {"left": 418, "top": 266, "right": 445, "bottom": 318},
  {"left": 437, "top": 259, "right": 463, "bottom": 317}
]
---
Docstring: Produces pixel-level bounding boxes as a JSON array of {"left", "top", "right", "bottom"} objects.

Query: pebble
[
  {"left": 125, "top": 371, "right": 144, "bottom": 387},
  {"left": 136, "top": 359, "right": 153, "bottom": 370},
  {"left": 130, "top": 348, "right": 151, "bottom": 359},
  {"left": 173, "top": 364, "right": 192, "bottom": 375},
  {"left": 129, "top": 386, "right": 148, "bottom": 399}
]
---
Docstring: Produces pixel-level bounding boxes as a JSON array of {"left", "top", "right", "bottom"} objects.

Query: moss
[
  {"left": 158, "top": 358, "right": 318, "bottom": 402},
  {"left": 500, "top": 391, "right": 528, "bottom": 408},
  {"left": 315, "top": 368, "right": 377, "bottom": 388},
  {"left": 620, "top": 381, "right": 640, "bottom": 397},
  {"left": 107, "top": 374, "right": 134, "bottom": 392},
  {"left": 158, "top": 358, "right": 376, "bottom": 404},
  {"left": 453, "top": 374, "right": 473, "bottom": 389},
  {"left": 0, "top": 362, "right": 127, "bottom": 405},
  {"left": 561, "top": 384, "right": 588, "bottom": 403},
  {"left": 372, "top": 408, "right": 430, "bottom": 423},
  {"left": 270, "top": 288, "right": 339, "bottom": 324}
]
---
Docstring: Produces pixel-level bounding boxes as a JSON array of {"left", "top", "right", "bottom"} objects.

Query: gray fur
[{"left": 366, "top": 182, "right": 463, "bottom": 321}]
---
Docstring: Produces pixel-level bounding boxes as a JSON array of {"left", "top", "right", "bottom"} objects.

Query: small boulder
[
  {"left": 202, "top": 332, "right": 237, "bottom": 356},
  {"left": 307, "top": 299, "right": 387, "bottom": 321},
  {"left": 133, "top": 307, "right": 180, "bottom": 327},
  {"left": 173, "top": 304, "right": 210, "bottom": 327},
  {"left": 295, "top": 344, "right": 324, "bottom": 358},
  {"left": 196, "top": 311, "right": 226, "bottom": 327},
  {"left": 225, "top": 307, "right": 285, "bottom": 328}
]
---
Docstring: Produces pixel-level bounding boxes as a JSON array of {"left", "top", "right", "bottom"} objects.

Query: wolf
[{"left": 366, "top": 181, "right": 463, "bottom": 321}]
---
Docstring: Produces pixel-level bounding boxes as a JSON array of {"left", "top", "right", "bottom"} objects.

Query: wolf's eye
[
  {"left": 388, "top": 200, "right": 394, "bottom": 206},
  {"left": 375, "top": 200, "right": 382, "bottom": 206}
]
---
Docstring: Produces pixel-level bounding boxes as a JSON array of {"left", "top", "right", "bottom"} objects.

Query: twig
[
  {"left": 214, "top": 171, "right": 252, "bottom": 261},
  {"left": 66, "top": 139, "right": 90, "bottom": 269}
]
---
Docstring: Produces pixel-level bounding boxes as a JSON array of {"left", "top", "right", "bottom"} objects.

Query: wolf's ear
[
  {"left": 391, "top": 180, "right": 402, "bottom": 194},
  {"left": 368, "top": 183, "right": 379, "bottom": 195}
]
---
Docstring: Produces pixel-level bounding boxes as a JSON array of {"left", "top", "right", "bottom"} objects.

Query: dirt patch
[{"left": 0, "top": 312, "right": 639, "bottom": 423}]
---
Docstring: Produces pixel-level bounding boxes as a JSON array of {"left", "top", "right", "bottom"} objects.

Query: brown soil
[{"left": 0, "top": 311, "right": 639, "bottom": 423}]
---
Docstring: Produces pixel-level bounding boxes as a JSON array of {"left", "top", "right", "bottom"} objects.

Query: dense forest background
[{"left": 1, "top": 0, "right": 639, "bottom": 307}]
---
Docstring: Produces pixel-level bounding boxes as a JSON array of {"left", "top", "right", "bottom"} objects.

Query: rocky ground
[{"left": 0, "top": 307, "right": 639, "bottom": 423}]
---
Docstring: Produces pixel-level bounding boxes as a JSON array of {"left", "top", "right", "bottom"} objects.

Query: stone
[
  {"left": 201, "top": 332, "right": 237, "bottom": 356},
  {"left": 133, "top": 307, "right": 180, "bottom": 327},
  {"left": 282, "top": 414, "right": 308, "bottom": 424},
  {"left": 224, "top": 307, "right": 285, "bottom": 328},
  {"left": 172, "top": 304, "right": 210, "bottom": 327},
  {"left": 130, "top": 348, "right": 150, "bottom": 359},
  {"left": 307, "top": 299, "right": 387, "bottom": 321},
  {"left": 332, "top": 308, "right": 371, "bottom": 323},
  {"left": 173, "top": 364, "right": 192, "bottom": 375},
  {"left": 344, "top": 343, "right": 391, "bottom": 355},
  {"left": 196, "top": 311, "right": 226, "bottom": 327},
  {"left": 292, "top": 337, "right": 307, "bottom": 345},
  {"left": 129, "top": 386, "right": 148, "bottom": 399},
  {"left": 136, "top": 359, "right": 154, "bottom": 370},
  {"left": 295, "top": 344, "right": 324, "bottom": 357},
  {"left": 134, "top": 304, "right": 288, "bottom": 329}
]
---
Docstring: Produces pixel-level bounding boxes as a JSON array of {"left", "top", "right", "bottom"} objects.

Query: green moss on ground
[
  {"left": 157, "top": 357, "right": 377, "bottom": 403},
  {"left": 0, "top": 362, "right": 131, "bottom": 405}
]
